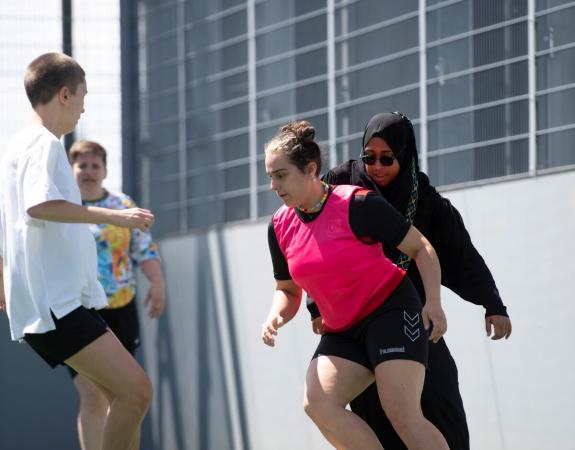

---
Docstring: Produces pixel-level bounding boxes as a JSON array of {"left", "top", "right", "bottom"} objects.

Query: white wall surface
[
  {"left": 439, "top": 170, "right": 575, "bottom": 450},
  {"left": 142, "top": 170, "right": 575, "bottom": 450},
  {"left": 73, "top": 0, "right": 123, "bottom": 193},
  {"left": 0, "top": 1, "right": 122, "bottom": 192},
  {"left": 0, "top": 1, "right": 62, "bottom": 153},
  {"left": 219, "top": 224, "right": 332, "bottom": 450}
]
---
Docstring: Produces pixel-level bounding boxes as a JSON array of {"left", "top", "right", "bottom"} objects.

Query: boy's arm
[{"left": 27, "top": 200, "right": 154, "bottom": 231}]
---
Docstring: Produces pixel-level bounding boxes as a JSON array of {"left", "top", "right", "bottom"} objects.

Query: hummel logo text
[{"left": 380, "top": 347, "right": 405, "bottom": 355}]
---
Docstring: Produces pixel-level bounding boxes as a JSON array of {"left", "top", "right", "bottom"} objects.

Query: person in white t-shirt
[{"left": 0, "top": 53, "right": 154, "bottom": 450}]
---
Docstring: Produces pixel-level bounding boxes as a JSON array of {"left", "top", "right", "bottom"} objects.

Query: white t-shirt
[{"left": 0, "top": 124, "right": 107, "bottom": 340}]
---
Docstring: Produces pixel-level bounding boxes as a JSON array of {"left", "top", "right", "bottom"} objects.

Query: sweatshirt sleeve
[
  {"left": 430, "top": 195, "right": 508, "bottom": 317},
  {"left": 349, "top": 191, "right": 411, "bottom": 249},
  {"left": 322, "top": 161, "right": 353, "bottom": 185}
]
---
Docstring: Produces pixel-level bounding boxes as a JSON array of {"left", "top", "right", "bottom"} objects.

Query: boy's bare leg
[
  {"left": 74, "top": 375, "right": 109, "bottom": 450},
  {"left": 76, "top": 374, "right": 142, "bottom": 450},
  {"left": 66, "top": 331, "right": 152, "bottom": 450}
]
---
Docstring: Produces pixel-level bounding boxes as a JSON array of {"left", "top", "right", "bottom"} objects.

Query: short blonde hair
[{"left": 69, "top": 140, "right": 107, "bottom": 166}]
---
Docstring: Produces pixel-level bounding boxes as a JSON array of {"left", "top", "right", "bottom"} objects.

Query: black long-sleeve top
[{"left": 306, "top": 160, "right": 508, "bottom": 319}]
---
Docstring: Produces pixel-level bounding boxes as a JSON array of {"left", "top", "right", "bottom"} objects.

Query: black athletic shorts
[
  {"left": 67, "top": 298, "right": 141, "bottom": 378},
  {"left": 312, "top": 277, "right": 429, "bottom": 371},
  {"left": 24, "top": 306, "right": 108, "bottom": 369}
]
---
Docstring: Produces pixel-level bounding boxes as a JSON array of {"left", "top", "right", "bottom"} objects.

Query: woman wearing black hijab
[{"left": 308, "top": 112, "right": 512, "bottom": 450}]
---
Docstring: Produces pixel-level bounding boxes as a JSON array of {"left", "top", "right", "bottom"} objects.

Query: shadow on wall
[
  {"left": 141, "top": 230, "right": 250, "bottom": 450},
  {"left": 0, "top": 315, "right": 79, "bottom": 450},
  {"left": 0, "top": 230, "right": 249, "bottom": 450},
  {"left": 0, "top": 314, "right": 156, "bottom": 450}
]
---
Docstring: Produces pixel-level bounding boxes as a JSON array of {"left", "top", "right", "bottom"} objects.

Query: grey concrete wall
[
  {"left": 0, "top": 315, "right": 154, "bottom": 450},
  {"left": 439, "top": 170, "right": 575, "bottom": 450},
  {"left": 138, "top": 226, "right": 330, "bottom": 450},
  {"left": 0, "top": 316, "right": 79, "bottom": 450},
  {"left": 2, "top": 170, "right": 571, "bottom": 450},
  {"left": 140, "top": 170, "right": 575, "bottom": 450}
]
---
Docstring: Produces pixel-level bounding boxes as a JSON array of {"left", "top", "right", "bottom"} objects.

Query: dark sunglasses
[
  {"left": 361, "top": 111, "right": 412, "bottom": 166},
  {"left": 360, "top": 153, "right": 397, "bottom": 167}
]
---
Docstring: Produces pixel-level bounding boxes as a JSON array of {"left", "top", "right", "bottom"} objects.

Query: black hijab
[
  {"left": 359, "top": 112, "right": 421, "bottom": 218},
  {"left": 352, "top": 112, "right": 426, "bottom": 268}
]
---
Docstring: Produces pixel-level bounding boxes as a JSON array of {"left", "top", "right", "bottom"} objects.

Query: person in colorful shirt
[
  {"left": 263, "top": 120, "right": 449, "bottom": 450},
  {"left": 68, "top": 140, "right": 165, "bottom": 450}
]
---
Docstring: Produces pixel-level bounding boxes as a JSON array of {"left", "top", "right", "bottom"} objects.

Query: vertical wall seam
[
  {"left": 527, "top": 0, "right": 537, "bottom": 175},
  {"left": 177, "top": 0, "right": 188, "bottom": 231},
  {"left": 248, "top": 0, "right": 258, "bottom": 219},
  {"left": 327, "top": 0, "right": 337, "bottom": 167},
  {"left": 419, "top": 0, "right": 429, "bottom": 173},
  {"left": 208, "top": 231, "right": 246, "bottom": 450}
]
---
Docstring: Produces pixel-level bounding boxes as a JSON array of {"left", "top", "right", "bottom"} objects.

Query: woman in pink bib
[{"left": 262, "top": 120, "right": 449, "bottom": 450}]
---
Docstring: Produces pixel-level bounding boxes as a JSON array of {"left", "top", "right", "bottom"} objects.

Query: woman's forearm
[
  {"left": 397, "top": 227, "right": 442, "bottom": 305},
  {"left": 261, "top": 284, "right": 301, "bottom": 347},
  {"left": 267, "top": 288, "right": 301, "bottom": 325},
  {"left": 414, "top": 242, "right": 441, "bottom": 305}
]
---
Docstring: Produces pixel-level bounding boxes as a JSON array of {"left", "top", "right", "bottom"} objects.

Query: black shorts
[
  {"left": 67, "top": 298, "right": 141, "bottom": 378},
  {"left": 23, "top": 306, "right": 108, "bottom": 369},
  {"left": 312, "top": 277, "right": 429, "bottom": 371}
]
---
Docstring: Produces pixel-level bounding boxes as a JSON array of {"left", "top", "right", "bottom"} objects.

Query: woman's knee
[
  {"left": 376, "top": 360, "right": 426, "bottom": 431},
  {"left": 304, "top": 356, "right": 372, "bottom": 423},
  {"left": 303, "top": 383, "right": 335, "bottom": 422},
  {"left": 381, "top": 397, "right": 424, "bottom": 436},
  {"left": 303, "top": 385, "right": 321, "bottom": 419}
]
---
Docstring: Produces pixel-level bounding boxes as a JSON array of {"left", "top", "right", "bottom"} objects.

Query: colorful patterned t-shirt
[{"left": 83, "top": 191, "right": 160, "bottom": 309}]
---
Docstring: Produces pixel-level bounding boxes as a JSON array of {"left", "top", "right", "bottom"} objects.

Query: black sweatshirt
[{"left": 306, "top": 160, "right": 508, "bottom": 319}]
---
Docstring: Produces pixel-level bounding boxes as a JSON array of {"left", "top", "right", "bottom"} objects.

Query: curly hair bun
[{"left": 280, "top": 120, "right": 316, "bottom": 144}]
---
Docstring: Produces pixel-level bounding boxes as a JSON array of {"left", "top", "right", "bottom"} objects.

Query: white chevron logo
[
  {"left": 404, "top": 326, "right": 421, "bottom": 342},
  {"left": 403, "top": 311, "right": 420, "bottom": 327}
]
